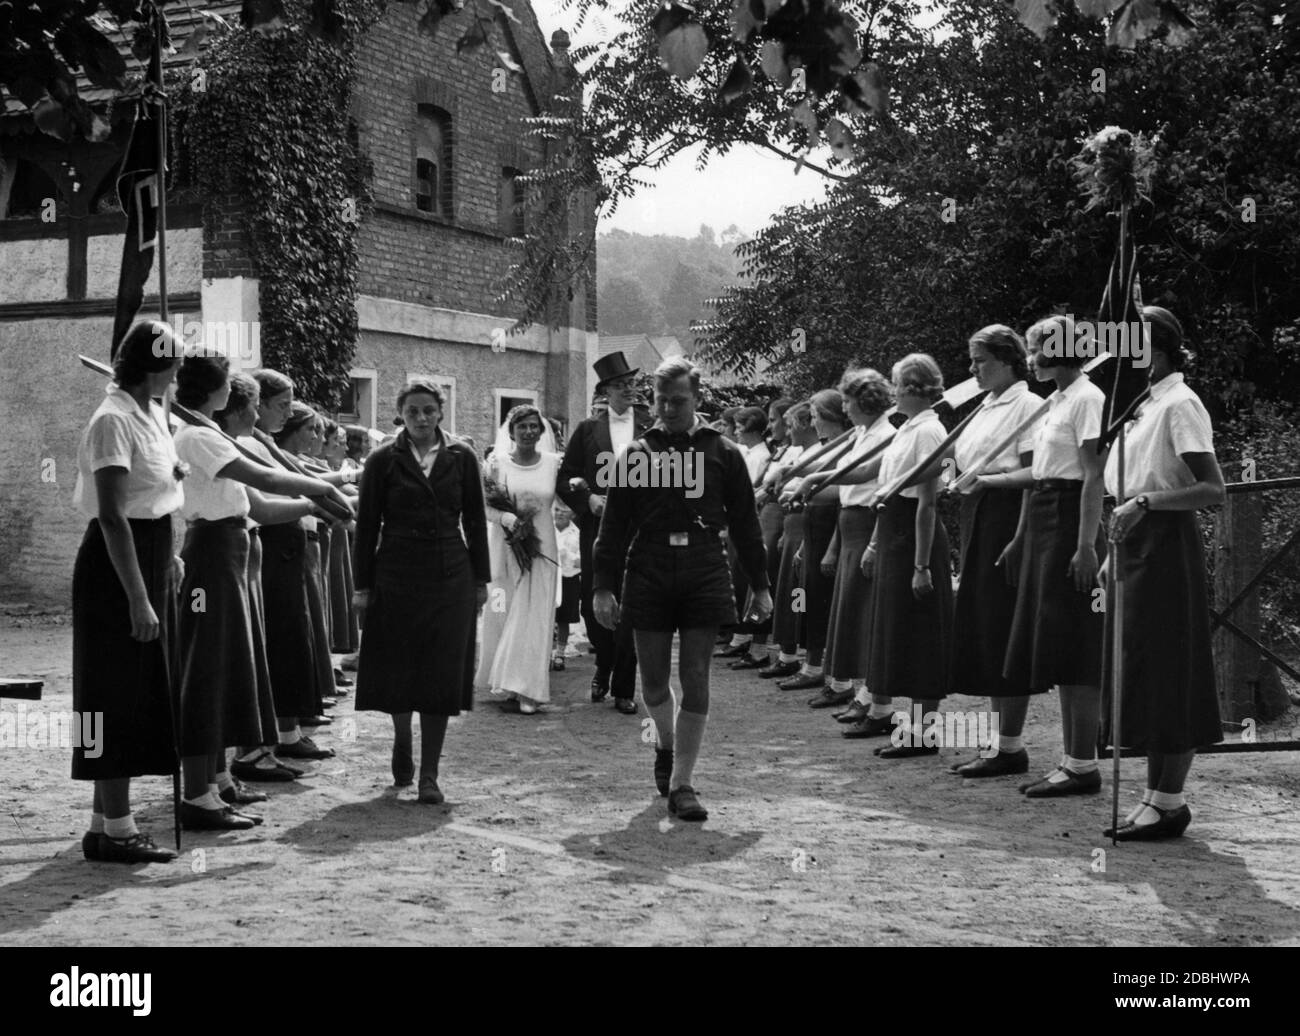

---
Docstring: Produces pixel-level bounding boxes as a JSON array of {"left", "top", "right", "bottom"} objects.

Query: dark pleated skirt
[
  {"left": 1101, "top": 511, "right": 1221, "bottom": 753},
  {"left": 867, "top": 496, "right": 953, "bottom": 700},
  {"left": 303, "top": 531, "right": 334, "bottom": 711},
  {"left": 329, "top": 524, "right": 359, "bottom": 652},
  {"left": 355, "top": 534, "right": 476, "bottom": 715},
  {"left": 952, "top": 489, "right": 1037, "bottom": 696},
  {"left": 1003, "top": 486, "right": 1106, "bottom": 691},
  {"left": 257, "top": 522, "right": 319, "bottom": 718},
  {"left": 802, "top": 502, "right": 840, "bottom": 659},
  {"left": 245, "top": 528, "right": 278, "bottom": 746},
  {"left": 772, "top": 510, "right": 805, "bottom": 650},
  {"left": 739, "top": 500, "right": 785, "bottom": 635},
  {"left": 71, "top": 517, "right": 177, "bottom": 780},
  {"left": 824, "top": 506, "right": 877, "bottom": 681},
  {"left": 177, "top": 520, "right": 264, "bottom": 754},
  {"left": 318, "top": 524, "right": 334, "bottom": 649}
]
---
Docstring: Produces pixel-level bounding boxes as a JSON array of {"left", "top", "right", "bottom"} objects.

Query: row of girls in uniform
[
  {"left": 70, "top": 322, "right": 357, "bottom": 864},
  {"left": 731, "top": 308, "right": 1226, "bottom": 841}
]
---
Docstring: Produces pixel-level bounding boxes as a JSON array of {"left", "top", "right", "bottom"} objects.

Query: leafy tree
[{"left": 599, "top": 274, "right": 661, "bottom": 333}]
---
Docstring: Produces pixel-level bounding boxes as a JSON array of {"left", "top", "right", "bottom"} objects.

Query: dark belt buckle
[{"left": 669, "top": 532, "right": 690, "bottom": 547}]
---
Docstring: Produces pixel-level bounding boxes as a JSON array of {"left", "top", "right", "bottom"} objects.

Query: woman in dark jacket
[{"left": 353, "top": 381, "right": 490, "bottom": 804}]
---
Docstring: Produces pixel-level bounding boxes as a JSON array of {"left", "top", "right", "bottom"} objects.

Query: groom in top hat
[{"left": 558, "top": 351, "right": 653, "bottom": 713}]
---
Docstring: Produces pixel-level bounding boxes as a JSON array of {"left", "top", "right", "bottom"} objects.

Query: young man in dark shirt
[{"left": 593, "top": 357, "right": 773, "bottom": 821}]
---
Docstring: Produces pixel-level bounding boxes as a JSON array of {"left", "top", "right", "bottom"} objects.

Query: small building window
[
  {"left": 0, "top": 157, "right": 62, "bottom": 220},
  {"left": 499, "top": 166, "right": 526, "bottom": 237},
  {"left": 415, "top": 105, "right": 452, "bottom": 218}
]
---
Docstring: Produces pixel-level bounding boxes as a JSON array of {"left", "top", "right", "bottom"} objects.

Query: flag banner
[{"left": 110, "top": 18, "right": 165, "bottom": 359}]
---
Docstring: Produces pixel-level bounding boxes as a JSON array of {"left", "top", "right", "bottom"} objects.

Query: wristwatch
[{"left": 1135, "top": 495, "right": 1150, "bottom": 511}]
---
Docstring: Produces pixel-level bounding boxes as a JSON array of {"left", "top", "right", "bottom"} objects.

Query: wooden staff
[
  {"left": 871, "top": 405, "right": 985, "bottom": 507},
  {"left": 774, "top": 427, "right": 858, "bottom": 486},
  {"left": 78, "top": 354, "right": 354, "bottom": 521}
]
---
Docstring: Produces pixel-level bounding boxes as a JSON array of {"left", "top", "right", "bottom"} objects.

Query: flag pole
[
  {"left": 1108, "top": 201, "right": 1132, "bottom": 846},
  {"left": 147, "top": 2, "right": 181, "bottom": 855}
]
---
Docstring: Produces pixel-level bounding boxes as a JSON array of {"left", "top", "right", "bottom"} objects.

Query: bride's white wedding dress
[{"left": 475, "top": 449, "right": 560, "bottom": 706}]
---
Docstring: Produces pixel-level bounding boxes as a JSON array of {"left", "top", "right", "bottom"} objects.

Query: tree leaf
[
  {"left": 845, "top": 62, "right": 886, "bottom": 118},
  {"left": 1076, "top": 0, "right": 1121, "bottom": 17},
  {"left": 759, "top": 39, "right": 790, "bottom": 87},
  {"left": 1013, "top": 0, "right": 1057, "bottom": 39},
  {"left": 658, "top": 19, "right": 709, "bottom": 80},
  {"left": 73, "top": 23, "right": 128, "bottom": 90},
  {"left": 33, "top": 96, "right": 72, "bottom": 140},
  {"left": 825, "top": 117, "right": 855, "bottom": 162},
  {"left": 719, "top": 55, "right": 752, "bottom": 103},
  {"left": 731, "top": 0, "right": 761, "bottom": 43}
]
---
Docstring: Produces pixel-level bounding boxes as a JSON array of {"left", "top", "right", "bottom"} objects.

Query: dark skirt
[
  {"left": 952, "top": 488, "right": 1037, "bottom": 697},
  {"left": 801, "top": 502, "right": 840, "bottom": 659},
  {"left": 1003, "top": 486, "right": 1106, "bottom": 691},
  {"left": 739, "top": 500, "right": 784, "bottom": 635},
  {"left": 355, "top": 533, "right": 477, "bottom": 714},
  {"left": 824, "top": 506, "right": 877, "bottom": 681},
  {"left": 1102, "top": 512, "right": 1221, "bottom": 753},
  {"left": 329, "top": 524, "right": 359, "bottom": 652},
  {"left": 257, "top": 522, "right": 319, "bottom": 718},
  {"left": 867, "top": 496, "right": 953, "bottom": 700},
  {"left": 557, "top": 573, "right": 581, "bottom": 623},
  {"left": 772, "top": 510, "right": 805, "bottom": 650},
  {"left": 177, "top": 520, "right": 264, "bottom": 754},
  {"left": 71, "top": 517, "right": 177, "bottom": 780},
  {"left": 318, "top": 524, "right": 334, "bottom": 650},
  {"left": 245, "top": 529, "right": 279, "bottom": 746},
  {"left": 303, "top": 530, "right": 334, "bottom": 711}
]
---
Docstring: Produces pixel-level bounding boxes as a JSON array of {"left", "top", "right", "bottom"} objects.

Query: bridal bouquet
[{"left": 484, "top": 476, "right": 555, "bottom": 574}]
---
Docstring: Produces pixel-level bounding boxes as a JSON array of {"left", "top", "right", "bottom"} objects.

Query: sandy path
[{"left": 2, "top": 616, "right": 1299, "bottom": 946}]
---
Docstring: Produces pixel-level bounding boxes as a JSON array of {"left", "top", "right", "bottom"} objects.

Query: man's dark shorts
[{"left": 620, "top": 539, "right": 737, "bottom": 632}]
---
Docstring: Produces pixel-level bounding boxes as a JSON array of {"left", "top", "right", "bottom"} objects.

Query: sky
[{"left": 529, "top": 0, "right": 832, "bottom": 239}]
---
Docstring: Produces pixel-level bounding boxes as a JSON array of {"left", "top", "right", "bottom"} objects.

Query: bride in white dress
[{"left": 475, "top": 405, "right": 560, "bottom": 713}]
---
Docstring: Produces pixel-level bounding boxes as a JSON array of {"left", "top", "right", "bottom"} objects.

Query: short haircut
[
  {"left": 113, "top": 321, "right": 178, "bottom": 387},
  {"left": 785, "top": 400, "right": 813, "bottom": 430},
  {"left": 344, "top": 423, "right": 368, "bottom": 443},
  {"left": 653, "top": 356, "right": 702, "bottom": 395},
  {"left": 969, "top": 324, "right": 1030, "bottom": 381},
  {"left": 810, "top": 388, "right": 850, "bottom": 430},
  {"left": 397, "top": 379, "right": 445, "bottom": 410},
  {"left": 506, "top": 403, "right": 542, "bottom": 434},
  {"left": 769, "top": 396, "right": 796, "bottom": 418},
  {"left": 253, "top": 368, "right": 294, "bottom": 401},
  {"left": 215, "top": 372, "right": 260, "bottom": 429},
  {"left": 274, "top": 400, "right": 318, "bottom": 444},
  {"left": 175, "top": 351, "right": 231, "bottom": 408},
  {"left": 891, "top": 352, "right": 944, "bottom": 402},
  {"left": 1142, "top": 306, "right": 1188, "bottom": 370},
  {"left": 1026, "top": 315, "right": 1085, "bottom": 370},
  {"left": 838, "top": 367, "right": 893, "bottom": 415},
  {"left": 735, "top": 406, "right": 768, "bottom": 435}
]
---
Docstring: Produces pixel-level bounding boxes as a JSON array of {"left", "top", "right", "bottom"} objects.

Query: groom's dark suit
[{"left": 557, "top": 404, "right": 654, "bottom": 699}]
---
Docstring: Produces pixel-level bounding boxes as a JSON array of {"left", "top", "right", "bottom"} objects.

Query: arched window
[
  {"left": 415, "top": 104, "right": 452, "bottom": 218},
  {"left": 499, "top": 166, "right": 525, "bottom": 237}
]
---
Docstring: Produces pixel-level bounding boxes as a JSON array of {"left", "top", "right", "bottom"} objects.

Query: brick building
[{"left": 0, "top": 2, "right": 597, "bottom": 606}]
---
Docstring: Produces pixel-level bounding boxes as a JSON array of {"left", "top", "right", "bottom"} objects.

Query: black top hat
[{"left": 593, "top": 351, "right": 639, "bottom": 387}]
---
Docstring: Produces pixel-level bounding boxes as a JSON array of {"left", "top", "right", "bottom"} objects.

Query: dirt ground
[{"left": 2, "top": 614, "right": 1299, "bottom": 947}]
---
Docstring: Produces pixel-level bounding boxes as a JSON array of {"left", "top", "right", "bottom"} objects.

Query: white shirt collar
[
  {"left": 898, "top": 408, "right": 941, "bottom": 431},
  {"left": 1147, "top": 371, "right": 1184, "bottom": 402},
  {"left": 608, "top": 407, "right": 634, "bottom": 424},
  {"left": 983, "top": 380, "right": 1029, "bottom": 409}
]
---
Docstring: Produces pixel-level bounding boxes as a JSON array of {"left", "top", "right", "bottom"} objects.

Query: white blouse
[
  {"left": 840, "top": 414, "right": 895, "bottom": 506},
  {"left": 954, "top": 380, "right": 1043, "bottom": 487},
  {"left": 1030, "top": 375, "right": 1104, "bottom": 481},
  {"left": 74, "top": 385, "right": 183, "bottom": 520},
  {"left": 877, "top": 409, "right": 945, "bottom": 501},
  {"left": 1104, "top": 373, "right": 1215, "bottom": 498},
  {"left": 176, "top": 424, "right": 249, "bottom": 522}
]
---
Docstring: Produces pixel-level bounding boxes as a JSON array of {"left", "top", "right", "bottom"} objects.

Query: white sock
[
  {"left": 1150, "top": 790, "right": 1185, "bottom": 811},
  {"left": 749, "top": 645, "right": 768, "bottom": 661},
  {"left": 235, "top": 747, "right": 263, "bottom": 764},
  {"left": 799, "top": 663, "right": 823, "bottom": 677},
  {"left": 829, "top": 678, "right": 852, "bottom": 692},
  {"left": 998, "top": 734, "right": 1024, "bottom": 754},
  {"left": 867, "top": 702, "right": 893, "bottom": 719},
  {"left": 184, "top": 791, "right": 223, "bottom": 810},
  {"left": 670, "top": 710, "right": 708, "bottom": 791},
  {"left": 778, "top": 652, "right": 799, "bottom": 664},
  {"left": 644, "top": 695, "right": 677, "bottom": 752},
  {"left": 103, "top": 814, "right": 138, "bottom": 840},
  {"left": 207, "top": 782, "right": 222, "bottom": 801},
  {"left": 1066, "top": 754, "right": 1098, "bottom": 774},
  {"left": 278, "top": 727, "right": 302, "bottom": 745},
  {"left": 729, "top": 634, "right": 751, "bottom": 648},
  {"left": 89, "top": 813, "right": 105, "bottom": 835},
  {"left": 1125, "top": 788, "right": 1154, "bottom": 823}
]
